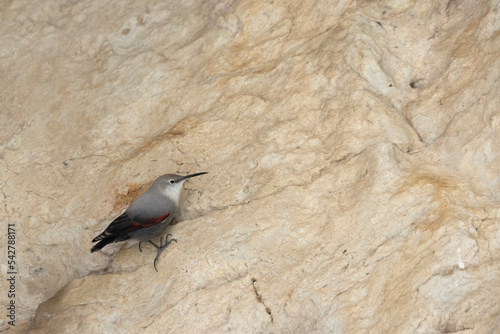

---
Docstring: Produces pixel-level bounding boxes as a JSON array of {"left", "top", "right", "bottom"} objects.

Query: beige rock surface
[{"left": 1, "top": 0, "right": 499, "bottom": 333}]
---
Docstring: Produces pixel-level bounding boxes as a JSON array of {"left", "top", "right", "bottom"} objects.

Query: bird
[{"left": 91, "top": 172, "right": 207, "bottom": 271}]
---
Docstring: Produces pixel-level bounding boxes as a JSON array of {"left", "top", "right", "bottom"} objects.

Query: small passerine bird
[{"left": 91, "top": 172, "right": 207, "bottom": 271}]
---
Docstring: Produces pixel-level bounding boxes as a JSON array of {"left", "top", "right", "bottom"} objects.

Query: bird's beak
[{"left": 177, "top": 172, "right": 208, "bottom": 183}]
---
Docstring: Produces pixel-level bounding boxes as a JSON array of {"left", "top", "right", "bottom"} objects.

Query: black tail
[
  {"left": 91, "top": 238, "right": 114, "bottom": 253},
  {"left": 90, "top": 235, "right": 130, "bottom": 253},
  {"left": 91, "top": 212, "right": 134, "bottom": 252}
]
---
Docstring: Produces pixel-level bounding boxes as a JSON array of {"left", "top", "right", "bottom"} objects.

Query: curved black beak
[{"left": 176, "top": 172, "right": 208, "bottom": 183}]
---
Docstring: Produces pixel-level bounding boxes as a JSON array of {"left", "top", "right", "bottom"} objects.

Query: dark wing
[
  {"left": 90, "top": 212, "right": 171, "bottom": 253},
  {"left": 92, "top": 211, "right": 171, "bottom": 242}
]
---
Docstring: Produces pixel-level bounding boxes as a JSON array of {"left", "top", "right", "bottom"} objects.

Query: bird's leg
[
  {"left": 148, "top": 234, "right": 178, "bottom": 272},
  {"left": 138, "top": 241, "right": 142, "bottom": 253}
]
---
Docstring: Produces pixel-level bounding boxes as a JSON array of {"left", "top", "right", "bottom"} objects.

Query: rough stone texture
[{"left": 1, "top": 0, "right": 499, "bottom": 333}]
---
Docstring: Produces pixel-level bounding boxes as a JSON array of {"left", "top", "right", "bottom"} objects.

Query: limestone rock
[{"left": 1, "top": 0, "right": 499, "bottom": 333}]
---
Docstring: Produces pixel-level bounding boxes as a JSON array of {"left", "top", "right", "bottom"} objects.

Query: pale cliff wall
[{"left": 1, "top": 0, "right": 499, "bottom": 333}]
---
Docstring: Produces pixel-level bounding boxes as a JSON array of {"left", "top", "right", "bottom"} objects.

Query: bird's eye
[{"left": 169, "top": 179, "right": 175, "bottom": 184}]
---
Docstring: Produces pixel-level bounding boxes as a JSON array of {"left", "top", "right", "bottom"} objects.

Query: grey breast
[{"left": 126, "top": 188, "right": 177, "bottom": 241}]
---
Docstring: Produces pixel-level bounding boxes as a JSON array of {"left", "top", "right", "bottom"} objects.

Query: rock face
[{"left": 1, "top": 0, "right": 499, "bottom": 332}]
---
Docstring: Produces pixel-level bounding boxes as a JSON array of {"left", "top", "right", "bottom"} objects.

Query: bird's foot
[{"left": 148, "top": 234, "right": 177, "bottom": 272}]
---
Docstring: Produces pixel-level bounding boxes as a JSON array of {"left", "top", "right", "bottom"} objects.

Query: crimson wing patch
[
  {"left": 92, "top": 212, "right": 171, "bottom": 241},
  {"left": 125, "top": 213, "right": 171, "bottom": 232}
]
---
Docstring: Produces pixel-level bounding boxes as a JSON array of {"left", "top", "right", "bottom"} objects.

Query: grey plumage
[{"left": 91, "top": 172, "right": 207, "bottom": 270}]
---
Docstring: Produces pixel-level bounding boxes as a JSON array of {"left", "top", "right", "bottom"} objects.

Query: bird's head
[{"left": 153, "top": 172, "right": 208, "bottom": 203}]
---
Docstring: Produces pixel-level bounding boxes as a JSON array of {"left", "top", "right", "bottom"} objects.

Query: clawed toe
[
  {"left": 148, "top": 234, "right": 177, "bottom": 272},
  {"left": 160, "top": 234, "right": 177, "bottom": 249}
]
